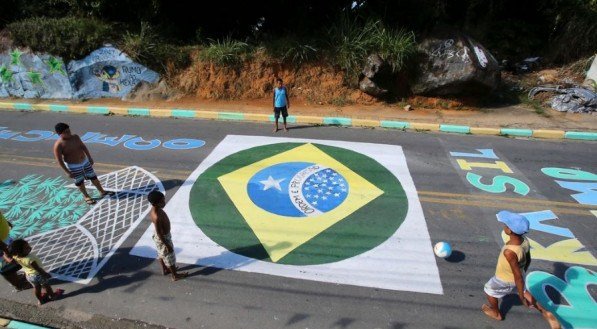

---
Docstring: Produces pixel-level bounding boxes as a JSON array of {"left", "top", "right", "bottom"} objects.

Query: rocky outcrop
[
  {"left": 67, "top": 45, "right": 159, "bottom": 99},
  {"left": 411, "top": 35, "right": 500, "bottom": 96},
  {"left": 0, "top": 49, "right": 73, "bottom": 99},
  {"left": 358, "top": 54, "right": 391, "bottom": 97}
]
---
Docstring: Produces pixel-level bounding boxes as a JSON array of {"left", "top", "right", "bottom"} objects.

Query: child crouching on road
[
  {"left": 147, "top": 191, "right": 188, "bottom": 281},
  {"left": 8, "top": 239, "right": 63, "bottom": 305},
  {"left": 482, "top": 210, "right": 559, "bottom": 328}
]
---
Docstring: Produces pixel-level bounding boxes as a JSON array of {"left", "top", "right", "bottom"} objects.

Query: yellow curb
[
  {"left": 68, "top": 105, "right": 88, "bottom": 113},
  {"left": 0, "top": 317, "right": 10, "bottom": 326},
  {"left": 295, "top": 115, "right": 323, "bottom": 124},
  {"left": 244, "top": 113, "right": 270, "bottom": 122},
  {"left": 470, "top": 127, "right": 501, "bottom": 135},
  {"left": 31, "top": 104, "right": 51, "bottom": 111},
  {"left": 195, "top": 111, "right": 219, "bottom": 119},
  {"left": 533, "top": 129, "right": 566, "bottom": 139},
  {"left": 409, "top": 122, "right": 440, "bottom": 131},
  {"left": 109, "top": 107, "right": 128, "bottom": 115},
  {"left": 0, "top": 102, "right": 14, "bottom": 108},
  {"left": 352, "top": 119, "right": 379, "bottom": 127},
  {"left": 149, "top": 109, "right": 172, "bottom": 117}
]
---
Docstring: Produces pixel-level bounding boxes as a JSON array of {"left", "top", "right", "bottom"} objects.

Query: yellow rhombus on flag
[{"left": 218, "top": 143, "right": 383, "bottom": 262}]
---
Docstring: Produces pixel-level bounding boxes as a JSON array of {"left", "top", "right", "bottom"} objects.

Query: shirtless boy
[
  {"left": 147, "top": 191, "right": 188, "bottom": 281},
  {"left": 53, "top": 123, "right": 113, "bottom": 205}
]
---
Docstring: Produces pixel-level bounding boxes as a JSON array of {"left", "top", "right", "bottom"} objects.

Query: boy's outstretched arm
[
  {"left": 505, "top": 249, "right": 529, "bottom": 307},
  {"left": 31, "top": 261, "right": 51, "bottom": 279}
]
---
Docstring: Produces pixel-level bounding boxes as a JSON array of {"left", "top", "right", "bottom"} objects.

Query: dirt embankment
[{"left": 172, "top": 50, "right": 379, "bottom": 106}]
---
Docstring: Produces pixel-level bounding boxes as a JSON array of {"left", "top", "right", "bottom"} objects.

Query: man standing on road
[
  {"left": 53, "top": 122, "right": 114, "bottom": 205},
  {"left": 273, "top": 77, "right": 290, "bottom": 133}
]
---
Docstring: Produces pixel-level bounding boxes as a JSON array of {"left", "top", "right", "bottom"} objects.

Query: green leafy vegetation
[
  {"left": 7, "top": 17, "right": 114, "bottom": 60},
  {"left": 199, "top": 37, "right": 252, "bottom": 66}
]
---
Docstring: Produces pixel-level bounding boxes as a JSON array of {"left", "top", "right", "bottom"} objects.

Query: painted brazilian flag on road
[{"left": 130, "top": 136, "right": 442, "bottom": 294}]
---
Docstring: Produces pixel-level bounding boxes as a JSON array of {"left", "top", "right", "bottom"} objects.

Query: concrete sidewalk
[{"left": 1, "top": 99, "right": 596, "bottom": 141}]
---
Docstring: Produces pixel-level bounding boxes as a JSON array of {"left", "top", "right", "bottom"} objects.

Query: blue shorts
[{"left": 65, "top": 158, "right": 97, "bottom": 186}]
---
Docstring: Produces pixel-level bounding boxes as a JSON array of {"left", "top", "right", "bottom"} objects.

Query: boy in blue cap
[{"left": 482, "top": 211, "right": 559, "bottom": 328}]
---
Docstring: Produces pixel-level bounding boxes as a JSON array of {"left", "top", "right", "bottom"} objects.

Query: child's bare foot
[
  {"left": 284, "top": 128, "right": 289, "bottom": 132},
  {"left": 48, "top": 289, "right": 64, "bottom": 301},
  {"left": 171, "top": 272, "right": 188, "bottom": 281},
  {"left": 162, "top": 268, "right": 171, "bottom": 276},
  {"left": 482, "top": 304, "right": 502, "bottom": 320},
  {"left": 273, "top": 128, "right": 278, "bottom": 133}
]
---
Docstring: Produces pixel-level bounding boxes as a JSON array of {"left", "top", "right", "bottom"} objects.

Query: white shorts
[{"left": 484, "top": 276, "right": 517, "bottom": 298}]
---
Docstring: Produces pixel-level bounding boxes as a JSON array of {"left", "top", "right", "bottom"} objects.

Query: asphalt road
[{"left": 0, "top": 110, "right": 595, "bottom": 329}]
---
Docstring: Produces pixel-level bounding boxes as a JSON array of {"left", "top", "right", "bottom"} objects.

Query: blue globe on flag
[{"left": 247, "top": 162, "right": 349, "bottom": 218}]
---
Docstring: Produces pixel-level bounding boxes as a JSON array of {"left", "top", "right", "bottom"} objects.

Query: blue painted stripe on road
[
  {"left": 218, "top": 112, "right": 244, "bottom": 120},
  {"left": 128, "top": 108, "right": 151, "bottom": 116},
  {"left": 49, "top": 104, "right": 69, "bottom": 112},
  {"left": 268, "top": 114, "right": 297, "bottom": 123},
  {"left": 323, "top": 117, "right": 352, "bottom": 126},
  {"left": 500, "top": 128, "right": 533, "bottom": 137},
  {"left": 440, "top": 124, "right": 470, "bottom": 134},
  {"left": 87, "top": 106, "right": 110, "bottom": 114},
  {"left": 564, "top": 131, "right": 597, "bottom": 141},
  {"left": 380, "top": 120, "right": 409, "bottom": 129},
  {"left": 13, "top": 103, "right": 33, "bottom": 111},
  {"left": 7, "top": 320, "right": 51, "bottom": 329},
  {"left": 171, "top": 109, "right": 196, "bottom": 118}
]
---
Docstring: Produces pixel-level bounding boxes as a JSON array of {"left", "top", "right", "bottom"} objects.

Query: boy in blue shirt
[{"left": 273, "top": 78, "right": 290, "bottom": 132}]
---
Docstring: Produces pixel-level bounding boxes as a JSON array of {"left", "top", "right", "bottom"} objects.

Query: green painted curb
[
  {"left": 500, "top": 128, "right": 533, "bottom": 137},
  {"left": 564, "top": 131, "right": 597, "bottom": 141},
  {"left": 13, "top": 103, "right": 33, "bottom": 111},
  {"left": 323, "top": 117, "right": 352, "bottom": 126},
  {"left": 86, "top": 106, "right": 109, "bottom": 114},
  {"left": 128, "top": 108, "right": 151, "bottom": 116},
  {"left": 7, "top": 319, "right": 51, "bottom": 329},
  {"left": 218, "top": 112, "right": 244, "bottom": 121},
  {"left": 49, "top": 104, "right": 69, "bottom": 112},
  {"left": 171, "top": 109, "right": 196, "bottom": 118},
  {"left": 268, "top": 114, "right": 297, "bottom": 123},
  {"left": 380, "top": 120, "right": 409, "bottom": 129},
  {"left": 440, "top": 124, "right": 470, "bottom": 134}
]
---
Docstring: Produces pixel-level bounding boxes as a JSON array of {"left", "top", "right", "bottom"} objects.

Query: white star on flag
[{"left": 260, "top": 176, "right": 285, "bottom": 191}]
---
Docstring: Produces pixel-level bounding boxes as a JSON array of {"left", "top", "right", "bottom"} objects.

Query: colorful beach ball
[{"left": 434, "top": 242, "right": 452, "bottom": 258}]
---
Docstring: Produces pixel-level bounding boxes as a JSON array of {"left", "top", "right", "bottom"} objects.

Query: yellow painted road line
[
  {"left": 2, "top": 153, "right": 592, "bottom": 213},
  {"left": 417, "top": 190, "right": 593, "bottom": 209}
]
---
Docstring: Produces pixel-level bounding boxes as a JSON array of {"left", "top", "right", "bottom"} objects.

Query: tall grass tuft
[
  {"left": 327, "top": 16, "right": 416, "bottom": 83},
  {"left": 199, "top": 37, "right": 251, "bottom": 66}
]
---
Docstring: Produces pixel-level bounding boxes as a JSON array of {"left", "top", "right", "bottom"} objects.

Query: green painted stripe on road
[
  {"left": 87, "top": 106, "right": 110, "bottom": 114},
  {"left": 7, "top": 320, "right": 51, "bottom": 329},
  {"left": 268, "top": 114, "right": 297, "bottom": 123},
  {"left": 13, "top": 103, "right": 33, "bottom": 111},
  {"left": 218, "top": 112, "right": 244, "bottom": 120},
  {"left": 323, "top": 117, "right": 352, "bottom": 126},
  {"left": 380, "top": 120, "right": 409, "bottom": 129},
  {"left": 49, "top": 104, "right": 69, "bottom": 112},
  {"left": 500, "top": 128, "right": 533, "bottom": 137},
  {"left": 564, "top": 131, "right": 597, "bottom": 141},
  {"left": 128, "top": 108, "right": 151, "bottom": 116},
  {"left": 440, "top": 124, "right": 470, "bottom": 134},
  {"left": 171, "top": 109, "right": 196, "bottom": 118}
]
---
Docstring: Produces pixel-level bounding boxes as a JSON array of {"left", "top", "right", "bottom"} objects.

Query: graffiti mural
[
  {"left": 131, "top": 135, "right": 442, "bottom": 294},
  {"left": 0, "top": 175, "right": 88, "bottom": 238},
  {"left": 526, "top": 266, "right": 597, "bottom": 329},
  {"left": 0, "top": 125, "right": 206, "bottom": 151},
  {"left": 1, "top": 167, "right": 163, "bottom": 284},
  {"left": 67, "top": 45, "right": 159, "bottom": 99},
  {"left": 0, "top": 49, "right": 73, "bottom": 99}
]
